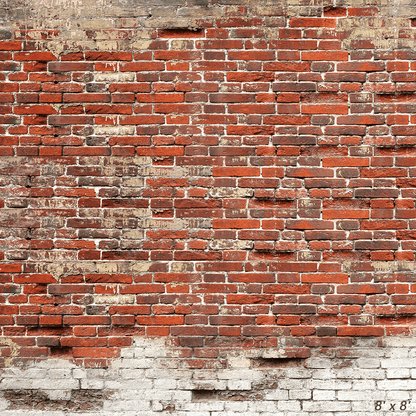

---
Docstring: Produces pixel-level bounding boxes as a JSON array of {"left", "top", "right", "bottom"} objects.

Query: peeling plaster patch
[
  {"left": 343, "top": 261, "right": 416, "bottom": 272},
  {"left": 94, "top": 295, "right": 135, "bottom": 304},
  {"left": 141, "top": 166, "right": 211, "bottom": 177},
  {"left": 0, "top": 339, "right": 20, "bottom": 367},
  {"left": 94, "top": 126, "right": 135, "bottom": 135},
  {"left": 141, "top": 218, "right": 211, "bottom": 230},
  {"left": 3, "top": 389, "right": 109, "bottom": 411},
  {"left": 94, "top": 72, "right": 135, "bottom": 82},
  {"left": 37, "top": 261, "right": 153, "bottom": 278},
  {"left": 210, "top": 188, "right": 254, "bottom": 198},
  {"left": 210, "top": 240, "right": 253, "bottom": 250}
]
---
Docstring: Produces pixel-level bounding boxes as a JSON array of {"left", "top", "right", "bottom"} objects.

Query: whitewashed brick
[
  {"left": 227, "top": 379, "right": 251, "bottom": 390},
  {"left": 352, "top": 380, "right": 376, "bottom": 389},
  {"left": 154, "top": 378, "right": 177, "bottom": 389},
  {"left": 224, "top": 402, "right": 248, "bottom": 412},
  {"left": 378, "top": 379, "right": 416, "bottom": 390},
  {"left": 381, "top": 358, "right": 416, "bottom": 368},
  {"left": 338, "top": 390, "right": 386, "bottom": 401},
  {"left": 303, "top": 401, "right": 351, "bottom": 412},
  {"left": 313, "top": 390, "right": 336, "bottom": 400},
  {"left": 3, "top": 336, "right": 416, "bottom": 416},
  {"left": 387, "top": 368, "right": 411, "bottom": 379},
  {"left": 289, "top": 389, "right": 312, "bottom": 400},
  {"left": 263, "top": 390, "right": 289, "bottom": 400},
  {"left": 357, "top": 358, "right": 381, "bottom": 368}
]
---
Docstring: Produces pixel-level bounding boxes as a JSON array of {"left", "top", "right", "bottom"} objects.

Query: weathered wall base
[{"left": 2, "top": 336, "right": 416, "bottom": 415}]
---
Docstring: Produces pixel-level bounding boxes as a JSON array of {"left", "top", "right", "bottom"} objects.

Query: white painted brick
[
  {"left": 120, "top": 348, "right": 135, "bottom": 358},
  {"left": 286, "top": 368, "right": 312, "bottom": 378},
  {"left": 105, "top": 380, "right": 151, "bottom": 390},
  {"left": 338, "top": 390, "right": 386, "bottom": 401},
  {"left": 351, "top": 400, "right": 379, "bottom": 412},
  {"left": 279, "top": 379, "right": 305, "bottom": 389},
  {"left": 357, "top": 358, "right": 381, "bottom": 368},
  {"left": 85, "top": 368, "right": 106, "bottom": 378},
  {"left": 303, "top": 401, "right": 351, "bottom": 412},
  {"left": 386, "top": 348, "right": 410, "bottom": 358},
  {"left": 178, "top": 380, "right": 227, "bottom": 390},
  {"left": 263, "top": 413, "right": 286, "bottom": 416},
  {"left": 227, "top": 356, "right": 251, "bottom": 369},
  {"left": 45, "top": 390, "right": 71, "bottom": 401},
  {"left": 227, "top": 379, "right": 251, "bottom": 390},
  {"left": 182, "top": 402, "right": 225, "bottom": 411},
  {"left": 152, "top": 401, "right": 164, "bottom": 411},
  {"left": 378, "top": 379, "right": 416, "bottom": 390},
  {"left": 0, "top": 399, "right": 9, "bottom": 411},
  {"left": 35, "top": 359, "right": 76, "bottom": 369},
  {"left": 224, "top": 402, "right": 249, "bottom": 412},
  {"left": 144, "top": 346, "right": 169, "bottom": 358},
  {"left": 352, "top": 380, "right": 376, "bottom": 389},
  {"left": 310, "top": 369, "right": 335, "bottom": 379},
  {"left": 386, "top": 391, "right": 411, "bottom": 401},
  {"left": 248, "top": 401, "right": 278, "bottom": 412},
  {"left": 217, "top": 370, "right": 263, "bottom": 380},
  {"left": 33, "top": 379, "right": 80, "bottom": 390},
  {"left": 154, "top": 378, "right": 177, "bottom": 389},
  {"left": 387, "top": 368, "right": 411, "bottom": 379},
  {"left": 72, "top": 369, "right": 86, "bottom": 379},
  {"left": 383, "top": 337, "right": 416, "bottom": 347},
  {"left": 143, "top": 390, "right": 173, "bottom": 400},
  {"left": 4, "top": 369, "right": 47, "bottom": 379},
  {"left": 152, "top": 358, "right": 178, "bottom": 369},
  {"left": 277, "top": 400, "right": 302, "bottom": 411},
  {"left": 305, "top": 358, "right": 332, "bottom": 368},
  {"left": 47, "top": 369, "right": 72, "bottom": 378},
  {"left": 263, "top": 390, "right": 289, "bottom": 400},
  {"left": 335, "top": 368, "right": 385, "bottom": 379},
  {"left": 80, "top": 379, "right": 105, "bottom": 389},
  {"left": 112, "top": 358, "right": 153, "bottom": 369},
  {"left": 171, "top": 390, "right": 193, "bottom": 401},
  {"left": 113, "top": 390, "right": 145, "bottom": 400},
  {"left": 381, "top": 358, "right": 416, "bottom": 368},
  {"left": 120, "top": 369, "right": 145, "bottom": 379},
  {"left": 103, "top": 400, "right": 151, "bottom": 411},
  {"left": 305, "top": 380, "right": 352, "bottom": 390},
  {"left": 289, "top": 389, "right": 312, "bottom": 400},
  {"left": 2, "top": 412, "right": 67, "bottom": 416},
  {"left": 145, "top": 369, "right": 188, "bottom": 379},
  {"left": 313, "top": 390, "right": 336, "bottom": 400},
  {"left": 181, "top": 412, "right": 210, "bottom": 416}
]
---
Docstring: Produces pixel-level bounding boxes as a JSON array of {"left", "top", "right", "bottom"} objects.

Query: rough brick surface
[{"left": 2, "top": 0, "right": 416, "bottom": 412}]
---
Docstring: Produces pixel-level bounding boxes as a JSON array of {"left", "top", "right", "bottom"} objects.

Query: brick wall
[{"left": 2, "top": 0, "right": 416, "bottom": 413}]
